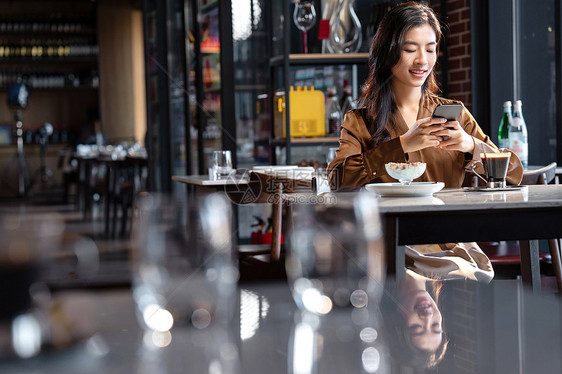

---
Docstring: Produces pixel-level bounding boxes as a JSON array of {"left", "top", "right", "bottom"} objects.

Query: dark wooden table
[{"left": 332, "top": 184, "right": 562, "bottom": 293}]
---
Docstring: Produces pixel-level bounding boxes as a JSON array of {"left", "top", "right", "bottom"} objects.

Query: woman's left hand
[{"left": 432, "top": 121, "right": 475, "bottom": 153}]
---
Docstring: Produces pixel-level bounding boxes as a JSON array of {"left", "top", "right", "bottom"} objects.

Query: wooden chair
[
  {"left": 229, "top": 169, "right": 317, "bottom": 263},
  {"left": 110, "top": 156, "right": 148, "bottom": 238},
  {"left": 479, "top": 162, "right": 562, "bottom": 293}
]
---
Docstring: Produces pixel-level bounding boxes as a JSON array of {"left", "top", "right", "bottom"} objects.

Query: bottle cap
[
  {"left": 515, "top": 100, "right": 522, "bottom": 107},
  {"left": 503, "top": 101, "right": 512, "bottom": 107}
]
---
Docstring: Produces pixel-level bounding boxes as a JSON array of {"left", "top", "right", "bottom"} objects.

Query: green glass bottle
[{"left": 498, "top": 101, "right": 512, "bottom": 149}]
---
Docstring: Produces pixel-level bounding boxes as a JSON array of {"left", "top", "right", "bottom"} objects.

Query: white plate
[
  {"left": 365, "top": 182, "right": 445, "bottom": 197},
  {"left": 377, "top": 196, "right": 445, "bottom": 207}
]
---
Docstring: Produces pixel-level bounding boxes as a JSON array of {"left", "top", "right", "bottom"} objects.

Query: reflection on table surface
[
  {"left": 1, "top": 278, "right": 560, "bottom": 373},
  {"left": 322, "top": 184, "right": 562, "bottom": 212}
]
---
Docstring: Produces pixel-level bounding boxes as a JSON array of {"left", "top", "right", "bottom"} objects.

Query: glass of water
[{"left": 212, "top": 150, "right": 233, "bottom": 179}]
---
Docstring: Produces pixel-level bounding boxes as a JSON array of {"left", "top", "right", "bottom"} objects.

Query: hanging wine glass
[{"left": 293, "top": 1, "right": 317, "bottom": 53}]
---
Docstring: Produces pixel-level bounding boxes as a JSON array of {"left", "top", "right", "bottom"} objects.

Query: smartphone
[
  {"left": 432, "top": 103, "right": 463, "bottom": 140},
  {"left": 432, "top": 103, "right": 464, "bottom": 121}
]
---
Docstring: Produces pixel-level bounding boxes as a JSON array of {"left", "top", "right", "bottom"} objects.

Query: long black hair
[{"left": 358, "top": 2, "right": 442, "bottom": 145}]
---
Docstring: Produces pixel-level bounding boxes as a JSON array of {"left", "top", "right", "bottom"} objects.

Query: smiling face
[
  {"left": 400, "top": 289, "right": 443, "bottom": 351},
  {"left": 391, "top": 24, "right": 437, "bottom": 91}
]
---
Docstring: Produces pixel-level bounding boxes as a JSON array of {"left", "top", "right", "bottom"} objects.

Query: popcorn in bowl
[{"left": 385, "top": 162, "right": 426, "bottom": 185}]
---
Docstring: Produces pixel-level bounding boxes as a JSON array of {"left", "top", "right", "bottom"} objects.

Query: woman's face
[
  {"left": 400, "top": 289, "right": 443, "bottom": 351},
  {"left": 391, "top": 24, "right": 437, "bottom": 90}
]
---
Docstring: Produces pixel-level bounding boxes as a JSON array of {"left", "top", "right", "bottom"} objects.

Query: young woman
[
  {"left": 327, "top": 2, "right": 523, "bottom": 191},
  {"left": 327, "top": 2, "right": 523, "bottom": 283}
]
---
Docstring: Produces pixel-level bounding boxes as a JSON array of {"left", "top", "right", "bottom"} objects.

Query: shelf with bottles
[
  {"left": 0, "top": 14, "right": 96, "bottom": 36},
  {"left": 0, "top": 8, "right": 98, "bottom": 59},
  {"left": 0, "top": 69, "right": 99, "bottom": 90},
  {"left": 0, "top": 44, "right": 98, "bottom": 61}
]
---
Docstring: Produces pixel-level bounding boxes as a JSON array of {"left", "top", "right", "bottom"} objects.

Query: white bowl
[{"left": 385, "top": 162, "right": 426, "bottom": 185}]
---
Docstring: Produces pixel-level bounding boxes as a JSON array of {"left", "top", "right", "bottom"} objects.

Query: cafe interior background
[
  {"left": 0, "top": 0, "right": 561, "bottom": 370},
  {"left": 1, "top": 0, "right": 558, "bottom": 238}
]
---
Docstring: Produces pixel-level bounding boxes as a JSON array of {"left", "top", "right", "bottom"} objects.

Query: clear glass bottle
[
  {"left": 326, "top": 87, "right": 342, "bottom": 136},
  {"left": 498, "top": 100, "right": 511, "bottom": 149},
  {"left": 508, "top": 100, "right": 528, "bottom": 169}
]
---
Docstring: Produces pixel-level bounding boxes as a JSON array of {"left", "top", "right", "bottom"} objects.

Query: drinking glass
[
  {"left": 0, "top": 212, "right": 65, "bottom": 359},
  {"left": 212, "top": 150, "right": 233, "bottom": 179},
  {"left": 131, "top": 192, "right": 238, "bottom": 333},
  {"left": 326, "top": 147, "right": 338, "bottom": 165},
  {"left": 469, "top": 150, "right": 511, "bottom": 188},
  {"left": 286, "top": 192, "right": 385, "bottom": 315},
  {"left": 293, "top": 1, "right": 317, "bottom": 53}
]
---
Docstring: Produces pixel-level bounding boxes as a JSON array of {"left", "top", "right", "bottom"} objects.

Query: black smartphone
[
  {"left": 432, "top": 103, "right": 463, "bottom": 140},
  {"left": 432, "top": 103, "right": 464, "bottom": 121}
]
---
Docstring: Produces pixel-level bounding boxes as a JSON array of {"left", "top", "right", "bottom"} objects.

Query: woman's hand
[
  {"left": 400, "top": 117, "right": 447, "bottom": 153},
  {"left": 432, "top": 120, "right": 475, "bottom": 154}
]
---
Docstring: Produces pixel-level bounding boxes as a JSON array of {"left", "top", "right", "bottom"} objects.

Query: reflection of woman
[
  {"left": 327, "top": 2, "right": 524, "bottom": 283},
  {"left": 383, "top": 270, "right": 448, "bottom": 370}
]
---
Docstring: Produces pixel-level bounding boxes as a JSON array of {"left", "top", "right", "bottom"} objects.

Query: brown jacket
[{"left": 328, "top": 95, "right": 523, "bottom": 191}]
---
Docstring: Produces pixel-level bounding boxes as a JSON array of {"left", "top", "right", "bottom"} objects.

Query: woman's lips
[
  {"left": 409, "top": 69, "right": 427, "bottom": 78},
  {"left": 414, "top": 297, "right": 432, "bottom": 314}
]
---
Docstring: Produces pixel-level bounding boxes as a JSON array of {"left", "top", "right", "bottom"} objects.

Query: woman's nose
[{"left": 415, "top": 51, "right": 427, "bottom": 65}]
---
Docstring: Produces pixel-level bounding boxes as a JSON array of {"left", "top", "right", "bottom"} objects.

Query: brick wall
[{"left": 430, "top": 0, "right": 472, "bottom": 111}]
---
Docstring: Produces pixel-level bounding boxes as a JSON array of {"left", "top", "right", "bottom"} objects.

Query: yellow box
[{"left": 274, "top": 86, "right": 325, "bottom": 138}]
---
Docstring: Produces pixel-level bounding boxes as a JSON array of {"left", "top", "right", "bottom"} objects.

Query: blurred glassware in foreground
[
  {"left": 286, "top": 192, "right": 385, "bottom": 316},
  {"left": 132, "top": 192, "right": 238, "bottom": 332},
  {"left": 0, "top": 213, "right": 65, "bottom": 359},
  {"left": 132, "top": 192, "right": 240, "bottom": 372},
  {"left": 133, "top": 193, "right": 238, "bottom": 331},
  {"left": 288, "top": 309, "right": 389, "bottom": 374}
]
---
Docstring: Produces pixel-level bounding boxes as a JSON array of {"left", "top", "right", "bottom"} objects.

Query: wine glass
[
  {"left": 131, "top": 192, "right": 238, "bottom": 333},
  {"left": 293, "top": 1, "right": 317, "bottom": 53},
  {"left": 286, "top": 193, "right": 385, "bottom": 315}
]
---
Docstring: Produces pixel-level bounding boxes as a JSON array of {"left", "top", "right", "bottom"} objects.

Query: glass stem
[{"left": 302, "top": 30, "right": 308, "bottom": 53}]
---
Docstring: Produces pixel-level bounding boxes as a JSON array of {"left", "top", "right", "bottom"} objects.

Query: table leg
[
  {"left": 77, "top": 159, "right": 85, "bottom": 215},
  {"left": 385, "top": 217, "right": 405, "bottom": 281},
  {"left": 187, "top": 184, "right": 195, "bottom": 198},
  {"left": 83, "top": 160, "right": 93, "bottom": 221},
  {"left": 104, "top": 163, "right": 113, "bottom": 238},
  {"left": 271, "top": 183, "right": 283, "bottom": 261},
  {"left": 519, "top": 239, "right": 541, "bottom": 292}
]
